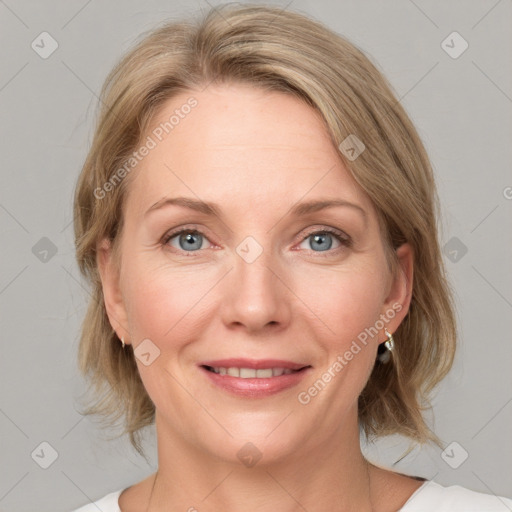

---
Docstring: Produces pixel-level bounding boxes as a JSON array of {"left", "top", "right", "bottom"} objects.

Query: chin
[
  {"left": 211, "top": 435, "right": 299, "bottom": 469},
  {"left": 196, "top": 414, "right": 306, "bottom": 468}
]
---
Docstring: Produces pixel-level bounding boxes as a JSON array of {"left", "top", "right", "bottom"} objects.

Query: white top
[{"left": 72, "top": 480, "right": 512, "bottom": 511}]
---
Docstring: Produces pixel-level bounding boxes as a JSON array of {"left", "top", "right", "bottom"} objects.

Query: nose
[{"left": 219, "top": 247, "right": 291, "bottom": 335}]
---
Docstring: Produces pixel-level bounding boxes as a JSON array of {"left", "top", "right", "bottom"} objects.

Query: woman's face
[{"left": 99, "top": 83, "right": 412, "bottom": 464}]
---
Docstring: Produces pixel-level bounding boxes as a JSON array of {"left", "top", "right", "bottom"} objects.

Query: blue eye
[
  {"left": 299, "top": 230, "right": 346, "bottom": 252},
  {"left": 309, "top": 232, "right": 334, "bottom": 251},
  {"left": 166, "top": 230, "right": 210, "bottom": 252}
]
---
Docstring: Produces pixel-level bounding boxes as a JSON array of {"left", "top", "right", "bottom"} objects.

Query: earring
[
  {"left": 377, "top": 328, "right": 394, "bottom": 363},
  {"left": 121, "top": 336, "right": 125, "bottom": 349}
]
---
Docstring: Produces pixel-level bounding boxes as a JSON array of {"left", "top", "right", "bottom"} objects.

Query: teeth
[
  {"left": 209, "top": 367, "right": 296, "bottom": 378},
  {"left": 227, "top": 367, "right": 240, "bottom": 377},
  {"left": 256, "top": 368, "right": 273, "bottom": 378},
  {"left": 272, "top": 367, "right": 285, "bottom": 377},
  {"left": 240, "top": 368, "right": 256, "bottom": 378}
]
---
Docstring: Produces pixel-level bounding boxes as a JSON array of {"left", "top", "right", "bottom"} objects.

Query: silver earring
[
  {"left": 377, "top": 328, "right": 394, "bottom": 363},
  {"left": 121, "top": 336, "right": 125, "bottom": 349}
]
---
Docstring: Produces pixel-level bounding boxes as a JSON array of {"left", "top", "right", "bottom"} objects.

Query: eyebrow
[{"left": 144, "top": 196, "right": 367, "bottom": 223}]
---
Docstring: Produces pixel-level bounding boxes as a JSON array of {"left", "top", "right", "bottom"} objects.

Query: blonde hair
[{"left": 73, "top": 3, "right": 457, "bottom": 457}]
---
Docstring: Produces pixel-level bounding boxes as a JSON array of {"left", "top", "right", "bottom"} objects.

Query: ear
[
  {"left": 380, "top": 242, "right": 414, "bottom": 333},
  {"left": 96, "top": 238, "right": 131, "bottom": 345}
]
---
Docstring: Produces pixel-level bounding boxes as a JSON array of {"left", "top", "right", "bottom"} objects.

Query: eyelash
[{"left": 161, "top": 225, "right": 352, "bottom": 257}]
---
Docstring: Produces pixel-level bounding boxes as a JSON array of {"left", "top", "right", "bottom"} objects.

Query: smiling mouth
[{"left": 201, "top": 365, "right": 310, "bottom": 378}]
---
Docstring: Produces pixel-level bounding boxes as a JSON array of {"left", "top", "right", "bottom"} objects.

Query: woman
[{"left": 71, "top": 4, "right": 512, "bottom": 511}]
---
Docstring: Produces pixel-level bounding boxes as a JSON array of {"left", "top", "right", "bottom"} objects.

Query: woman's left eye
[{"left": 297, "top": 229, "right": 350, "bottom": 253}]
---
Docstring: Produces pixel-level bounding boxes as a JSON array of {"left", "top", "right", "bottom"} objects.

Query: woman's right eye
[{"left": 164, "top": 229, "right": 213, "bottom": 252}]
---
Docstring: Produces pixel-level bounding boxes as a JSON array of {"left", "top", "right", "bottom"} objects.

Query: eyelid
[
  {"left": 296, "top": 225, "right": 352, "bottom": 245},
  {"left": 161, "top": 224, "right": 217, "bottom": 247},
  {"left": 292, "top": 226, "right": 352, "bottom": 257}
]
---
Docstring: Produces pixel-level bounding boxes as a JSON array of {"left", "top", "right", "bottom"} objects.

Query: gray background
[{"left": 0, "top": 1, "right": 511, "bottom": 511}]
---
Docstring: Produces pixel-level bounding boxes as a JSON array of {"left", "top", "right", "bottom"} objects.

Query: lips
[
  {"left": 199, "top": 358, "right": 312, "bottom": 398},
  {"left": 199, "top": 358, "right": 308, "bottom": 371},
  {"left": 204, "top": 366, "right": 296, "bottom": 378}
]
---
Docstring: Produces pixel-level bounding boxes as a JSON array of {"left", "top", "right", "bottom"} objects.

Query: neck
[{"left": 146, "top": 411, "right": 375, "bottom": 512}]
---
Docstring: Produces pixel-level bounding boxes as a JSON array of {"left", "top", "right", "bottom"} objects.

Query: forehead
[{"left": 124, "top": 83, "right": 374, "bottom": 218}]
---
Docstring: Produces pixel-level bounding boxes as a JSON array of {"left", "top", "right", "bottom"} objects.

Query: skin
[{"left": 97, "top": 83, "right": 423, "bottom": 511}]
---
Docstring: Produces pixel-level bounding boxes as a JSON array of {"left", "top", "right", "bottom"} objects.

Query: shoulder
[
  {"left": 401, "top": 480, "right": 512, "bottom": 511},
  {"left": 70, "top": 489, "right": 123, "bottom": 512}
]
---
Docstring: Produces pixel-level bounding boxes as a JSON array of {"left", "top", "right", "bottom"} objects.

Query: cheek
[
  {"left": 122, "top": 256, "right": 220, "bottom": 343},
  {"left": 296, "top": 268, "right": 386, "bottom": 403},
  {"left": 293, "top": 259, "right": 387, "bottom": 344},
  {"left": 120, "top": 258, "right": 221, "bottom": 412}
]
